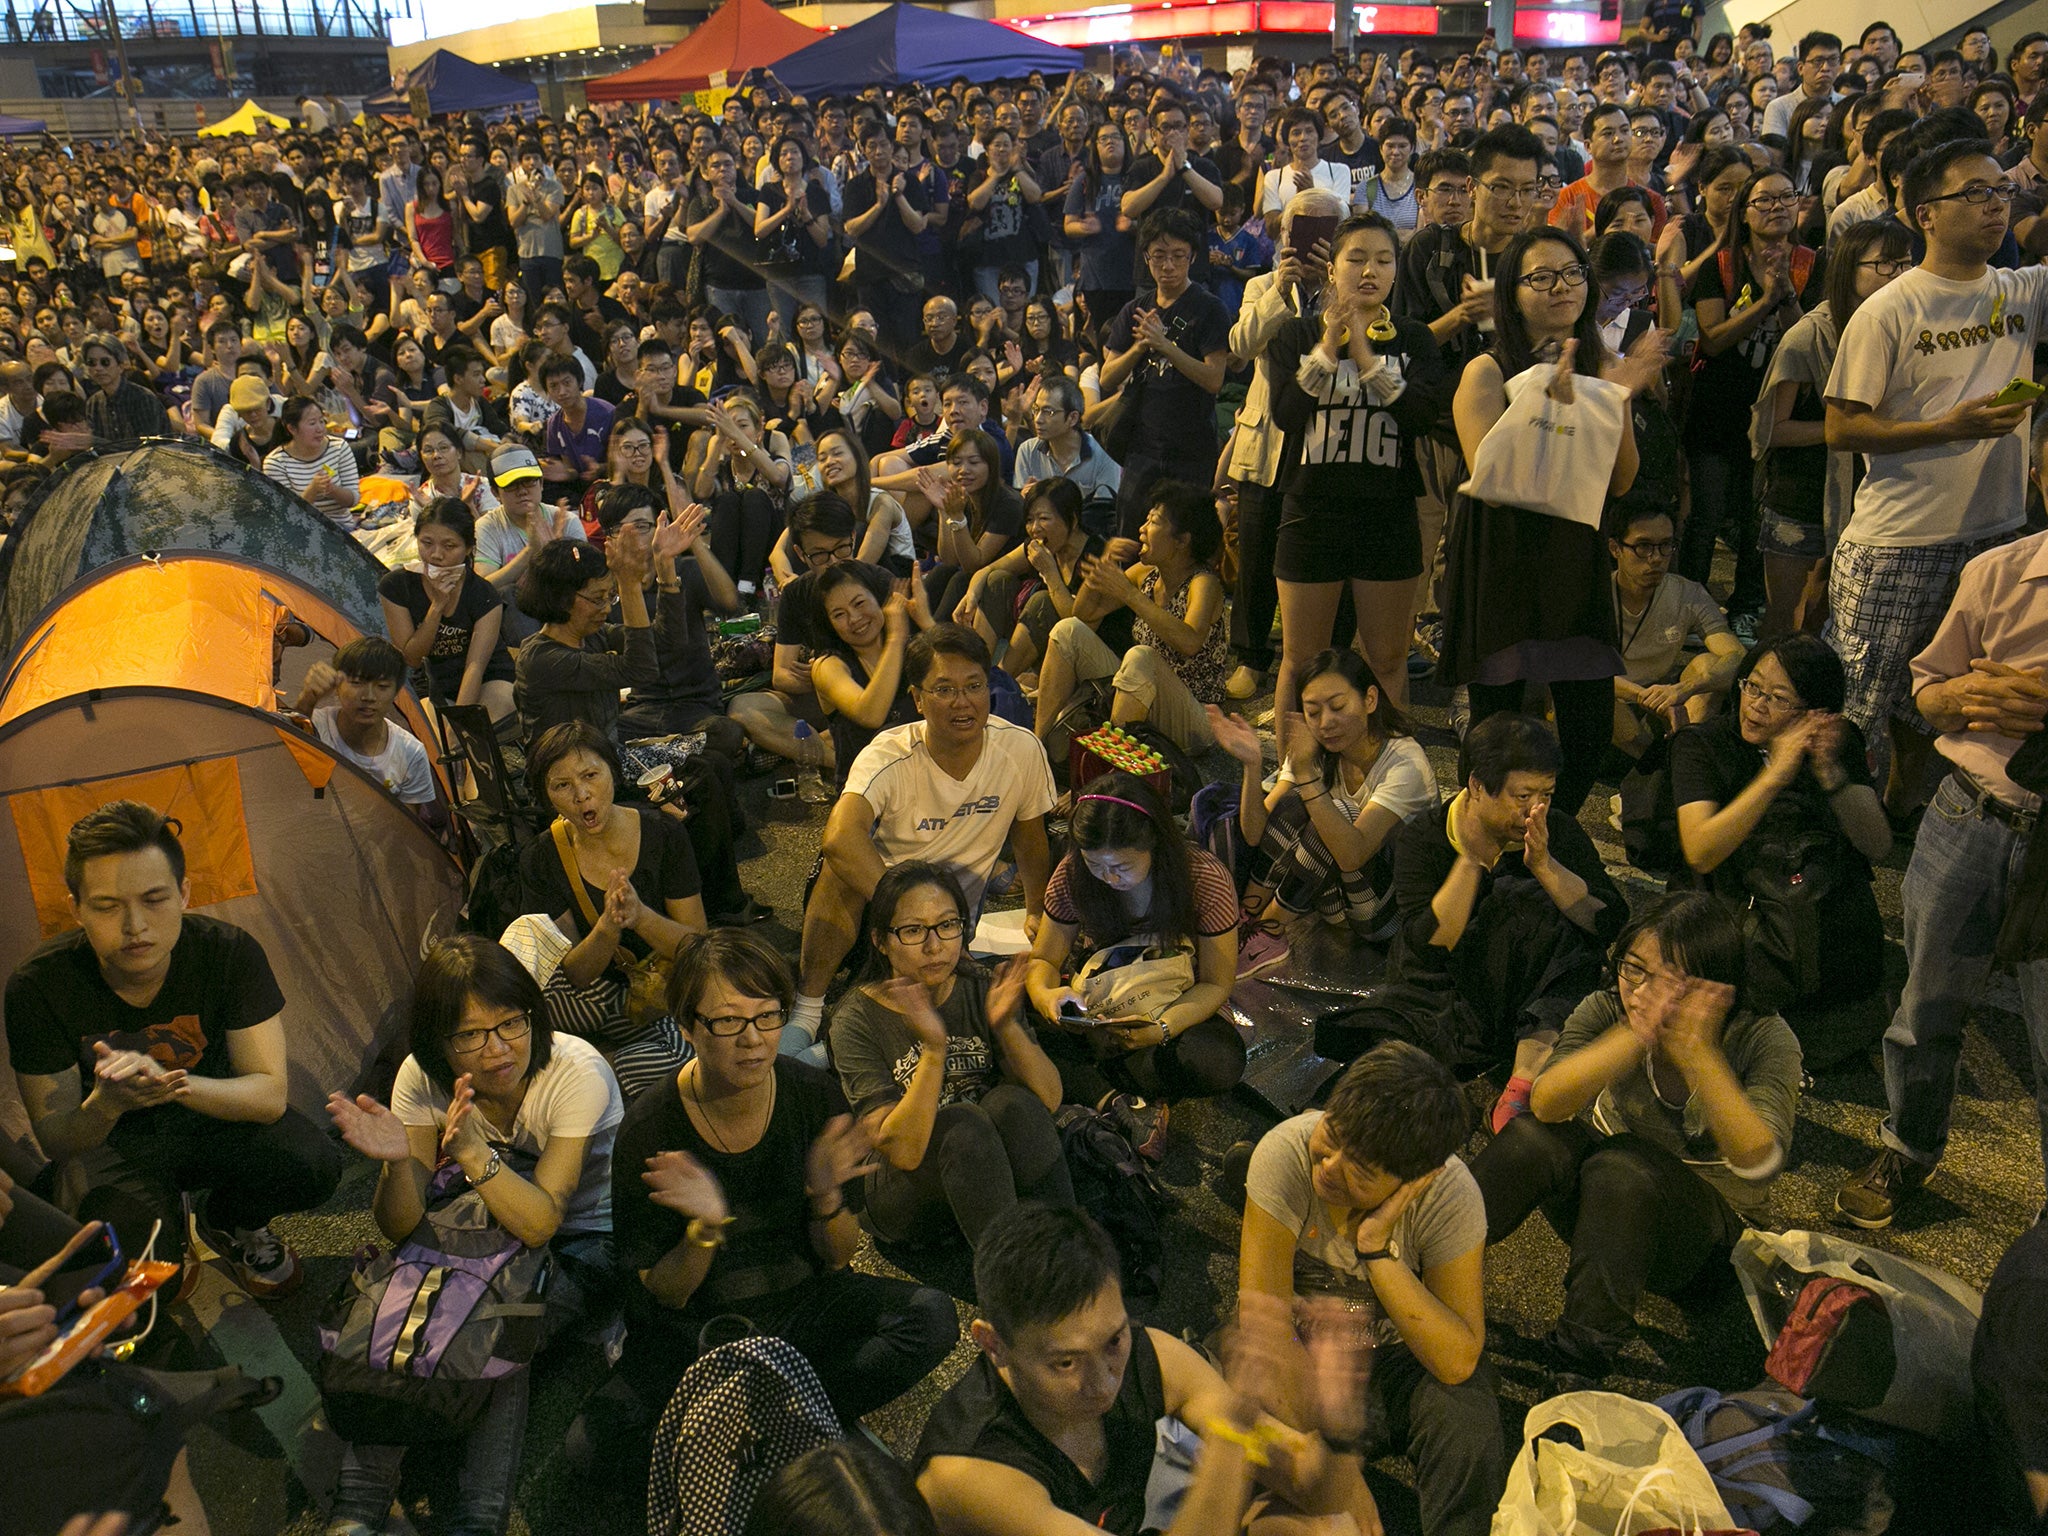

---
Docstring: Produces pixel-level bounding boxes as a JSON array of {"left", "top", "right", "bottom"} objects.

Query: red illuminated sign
[
  {"left": 1001, "top": 0, "right": 1438, "bottom": 44},
  {"left": 1512, "top": 7, "right": 1621, "bottom": 44}
]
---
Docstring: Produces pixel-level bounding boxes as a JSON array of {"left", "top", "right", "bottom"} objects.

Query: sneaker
[
  {"left": 1237, "top": 922, "right": 1291, "bottom": 980},
  {"left": 1225, "top": 664, "right": 1263, "bottom": 700},
  {"left": 1834, "top": 1148, "right": 1927, "bottom": 1230},
  {"left": 1219, "top": 1140, "right": 1255, "bottom": 1211},
  {"left": 1729, "top": 609, "right": 1761, "bottom": 645},
  {"left": 1104, "top": 1092, "right": 1170, "bottom": 1162},
  {"left": 206, "top": 1221, "right": 303, "bottom": 1298},
  {"left": 1490, "top": 1075, "right": 1534, "bottom": 1134},
  {"left": 1447, "top": 685, "right": 1470, "bottom": 742}
]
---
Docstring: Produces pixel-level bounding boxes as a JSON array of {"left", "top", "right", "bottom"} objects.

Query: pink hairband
[{"left": 1078, "top": 793, "right": 1151, "bottom": 815}]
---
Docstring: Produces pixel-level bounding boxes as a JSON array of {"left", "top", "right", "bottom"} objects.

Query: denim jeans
[
  {"left": 1883, "top": 770, "right": 2048, "bottom": 1188},
  {"left": 765, "top": 272, "right": 829, "bottom": 340},
  {"left": 517, "top": 255, "right": 562, "bottom": 303}
]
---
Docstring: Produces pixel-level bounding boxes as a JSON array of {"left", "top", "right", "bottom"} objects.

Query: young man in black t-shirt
[
  {"left": 1101, "top": 208, "right": 1231, "bottom": 537},
  {"left": 842, "top": 122, "right": 932, "bottom": 360},
  {"left": 915, "top": 1203, "right": 1382, "bottom": 1536},
  {"left": 5, "top": 802, "right": 343, "bottom": 1294}
]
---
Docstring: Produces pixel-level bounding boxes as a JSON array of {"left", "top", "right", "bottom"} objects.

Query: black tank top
[{"left": 913, "top": 1323, "right": 1168, "bottom": 1535}]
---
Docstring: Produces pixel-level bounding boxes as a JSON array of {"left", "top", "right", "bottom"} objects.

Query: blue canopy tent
[
  {"left": 364, "top": 50, "right": 539, "bottom": 119},
  {"left": 769, "top": 2, "right": 1081, "bottom": 93},
  {"left": 0, "top": 115, "right": 46, "bottom": 136}
]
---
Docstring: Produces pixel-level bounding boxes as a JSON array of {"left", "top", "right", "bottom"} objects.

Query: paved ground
[{"left": 169, "top": 670, "right": 2044, "bottom": 1536}]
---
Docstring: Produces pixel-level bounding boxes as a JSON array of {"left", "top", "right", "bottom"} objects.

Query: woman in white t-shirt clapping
[
  {"left": 1212, "top": 649, "right": 1440, "bottom": 978},
  {"left": 263, "top": 394, "right": 360, "bottom": 521},
  {"left": 325, "top": 934, "right": 623, "bottom": 1534}
]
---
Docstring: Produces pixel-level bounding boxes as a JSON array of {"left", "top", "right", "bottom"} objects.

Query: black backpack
[{"left": 1054, "top": 1104, "right": 1164, "bottom": 1313}]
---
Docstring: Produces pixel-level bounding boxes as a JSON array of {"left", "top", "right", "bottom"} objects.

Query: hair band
[{"left": 1077, "top": 793, "right": 1152, "bottom": 816}]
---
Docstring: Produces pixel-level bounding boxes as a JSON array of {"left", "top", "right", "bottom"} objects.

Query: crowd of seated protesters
[{"left": 11, "top": 34, "right": 2048, "bottom": 1535}]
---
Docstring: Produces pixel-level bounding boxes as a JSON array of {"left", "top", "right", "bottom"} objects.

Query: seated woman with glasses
[
  {"left": 1605, "top": 504, "right": 1746, "bottom": 764},
  {"left": 1467, "top": 893, "right": 1802, "bottom": 1384},
  {"left": 325, "top": 934, "right": 625, "bottom": 1535},
  {"left": 517, "top": 722, "right": 707, "bottom": 1100},
  {"left": 831, "top": 862, "right": 1074, "bottom": 1252},
  {"left": 1670, "top": 635, "right": 1891, "bottom": 1065},
  {"left": 569, "top": 928, "right": 957, "bottom": 1468},
  {"left": 734, "top": 494, "right": 860, "bottom": 777}
]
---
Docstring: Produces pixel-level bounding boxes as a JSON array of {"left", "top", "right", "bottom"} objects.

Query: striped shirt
[{"left": 262, "top": 436, "right": 360, "bottom": 515}]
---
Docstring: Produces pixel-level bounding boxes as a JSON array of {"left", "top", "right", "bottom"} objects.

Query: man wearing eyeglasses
[
  {"left": 785, "top": 625, "right": 1056, "bottom": 1058},
  {"left": 1550, "top": 103, "right": 1667, "bottom": 244},
  {"left": 1762, "top": 31, "right": 1842, "bottom": 142},
  {"left": 1606, "top": 508, "right": 1745, "bottom": 760},
  {"left": 1825, "top": 140, "right": 2048, "bottom": 823}
]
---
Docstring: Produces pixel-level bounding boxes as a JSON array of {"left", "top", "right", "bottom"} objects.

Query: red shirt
[{"left": 1551, "top": 176, "right": 1668, "bottom": 240}]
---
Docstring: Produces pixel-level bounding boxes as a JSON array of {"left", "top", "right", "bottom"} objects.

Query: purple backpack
[{"left": 317, "top": 1151, "right": 552, "bottom": 1445}]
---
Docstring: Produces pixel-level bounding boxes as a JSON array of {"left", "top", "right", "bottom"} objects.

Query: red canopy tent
[{"left": 583, "top": 0, "right": 821, "bottom": 102}]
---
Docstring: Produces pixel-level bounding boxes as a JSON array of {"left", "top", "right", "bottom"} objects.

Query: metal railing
[{"left": 3, "top": 0, "right": 392, "bottom": 44}]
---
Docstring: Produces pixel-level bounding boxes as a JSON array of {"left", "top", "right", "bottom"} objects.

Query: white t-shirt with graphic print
[
  {"left": 1826, "top": 263, "right": 2048, "bottom": 548},
  {"left": 842, "top": 717, "right": 1057, "bottom": 914}
]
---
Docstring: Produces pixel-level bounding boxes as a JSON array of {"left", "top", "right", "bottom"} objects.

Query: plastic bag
[
  {"left": 1492, "top": 1391, "right": 1738, "bottom": 1536},
  {"left": 1459, "top": 362, "right": 1632, "bottom": 529},
  {"left": 1729, "top": 1229, "right": 1982, "bottom": 1444}
]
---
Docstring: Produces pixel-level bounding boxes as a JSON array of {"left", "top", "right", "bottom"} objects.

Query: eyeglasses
[
  {"left": 1921, "top": 183, "right": 2019, "bottom": 208},
  {"left": 449, "top": 1012, "right": 532, "bottom": 1054},
  {"left": 1618, "top": 537, "right": 1676, "bottom": 558},
  {"left": 1536, "top": 174, "right": 1565, "bottom": 192},
  {"left": 886, "top": 916, "right": 966, "bottom": 946},
  {"left": 919, "top": 679, "right": 988, "bottom": 702},
  {"left": 1616, "top": 959, "right": 1675, "bottom": 990},
  {"left": 1749, "top": 192, "right": 1800, "bottom": 211},
  {"left": 1518, "top": 263, "right": 1590, "bottom": 291},
  {"left": 1631, "top": 124, "right": 1667, "bottom": 138},
  {"left": 693, "top": 1007, "right": 785, "bottom": 1038},
  {"left": 1479, "top": 179, "right": 1541, "bottom": 203},
  {"left": 1857, "top": 257, "right": 1912, "bottom": 277},
  {"left": 1739, "top": 677, "right": 1804, "bottom": 712},
  {"left": 1146, "top": 248, "right": 1193, "bottom": 265}
]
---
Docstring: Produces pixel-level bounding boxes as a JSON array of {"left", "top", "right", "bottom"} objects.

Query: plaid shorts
[{"left": 1826, "top": 532, "right": 2014, "bottom": 737}]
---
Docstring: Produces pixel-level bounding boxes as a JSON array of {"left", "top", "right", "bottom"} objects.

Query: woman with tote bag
[{"left": 1440, "top": 226, "right": 1669, "bottom": 815}]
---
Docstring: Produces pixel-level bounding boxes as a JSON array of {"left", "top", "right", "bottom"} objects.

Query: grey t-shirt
[
  {"left": 1616, "top": 573, "right": 1729, "bottom": 689},
  {"left": 1551, "top": 990, "right": 1802, "bottom": 1221},
  {"left": 1244, "top": 1111, "right": 1486, "bottom": 1347},
  {"left": 832, "top": 970, "right": 1020, "bottom": 1121}
]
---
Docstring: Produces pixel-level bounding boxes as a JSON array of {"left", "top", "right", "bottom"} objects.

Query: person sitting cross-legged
[
  {"left": 323, "top": 934, "right": 624, "bottom": 1536},
  {"left": 1322, "top": 713, "right": 1625, "bottom": 1135},
  {"left": 1023, "top": 771, "right": 1244, "bottom": 1159},
  {"left": 833, "top": 862, "right": 1073, "bottom": 1251},
  {"left": 5, "top": 801, "right": 343, "bottom": 1294},
  {"left": 567, "top": 929, "right": 958, "bottom": 1468},
  {"left": 1236, "top": 1041, "right": 1508, "bottom": 1536},
  {"left": 1467, "top": 892, "right": 1801, "bottom": 1384}
]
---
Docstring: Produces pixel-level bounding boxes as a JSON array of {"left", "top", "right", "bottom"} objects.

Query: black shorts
[{"left": 1273, "top": 494, "right": 1423, "bottom": 585}]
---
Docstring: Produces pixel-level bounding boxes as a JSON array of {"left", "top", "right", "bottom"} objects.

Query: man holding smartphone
[{"left": 6, "top": 803, "right": 342, "bottom": 1297}]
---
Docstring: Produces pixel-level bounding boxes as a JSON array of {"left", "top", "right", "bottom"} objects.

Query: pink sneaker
[{"left": 1236, "top": 923, "right": 1291, "bottom": 980}]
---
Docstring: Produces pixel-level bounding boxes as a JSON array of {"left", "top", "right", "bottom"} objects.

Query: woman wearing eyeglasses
[
  {"left": 1464, "top": 892, "right": 1802, "bottom": 1384},
  {"left": 1750, "top": 219, "right": 1914, "bottom": 641},
  {"left": 566, "top": 927, "right": 957, "bottom": 1467},
  {"left": 1442, "top": 227, "right": 1669, "bottom": 817},
  {"left": 1683, "top": 168, "right": 1819, "bottom": 640},
  {"left": 832, "top": 861, "right": 1073, "bottom": 1251},
  {"left": 325, "top": 934, "right": 625, "bottom": 1536},
  {"left": 1670, "top": 635, "right": 1891, "bottom": 1063}
]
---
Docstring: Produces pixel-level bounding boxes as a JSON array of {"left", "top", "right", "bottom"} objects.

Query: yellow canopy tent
[{"left": 198, "top": 99, "right": 293, "bottom": 137}]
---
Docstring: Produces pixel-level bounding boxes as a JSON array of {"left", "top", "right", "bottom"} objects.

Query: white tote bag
[
  {"left": 1491, "top": 1391, "right": 1738, "bottom": 1536},
  {"left": 1460, "top": 362, "right": 1632, "bottom": 530}
]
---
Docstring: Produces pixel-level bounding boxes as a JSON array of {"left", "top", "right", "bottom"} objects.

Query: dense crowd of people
[{"left": 5, "top": 17, "right": 2048, "bottom": 1536}]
